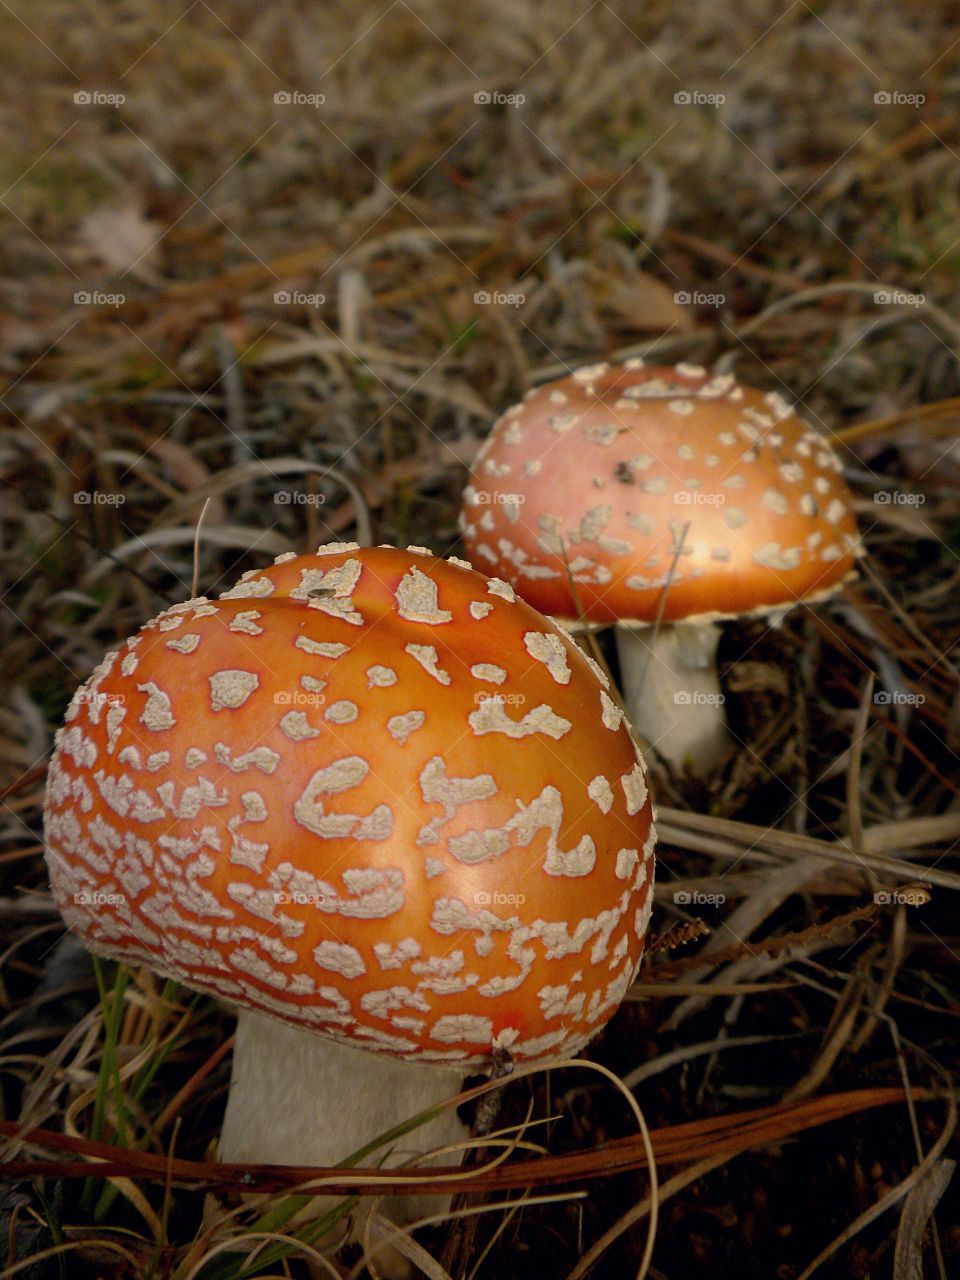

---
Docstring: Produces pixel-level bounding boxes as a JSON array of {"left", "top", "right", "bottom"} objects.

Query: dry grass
[{"left": 2, "top": 1, "right": 960, "bottom": 1277}]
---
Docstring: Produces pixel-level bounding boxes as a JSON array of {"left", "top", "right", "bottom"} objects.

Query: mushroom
[
  {"left": 459, "top": 361, "right": 862, "bottom": 776},
  {"left": 43, "top": 542, "right": 655, "bottom": 1261}
]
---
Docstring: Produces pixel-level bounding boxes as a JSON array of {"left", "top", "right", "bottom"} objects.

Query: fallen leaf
[{"left": 76, "top": 200, "right": 164, "bottom": 282}]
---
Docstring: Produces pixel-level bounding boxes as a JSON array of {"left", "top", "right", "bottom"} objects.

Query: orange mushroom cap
[
  {"left": 460, "top": 361, "right": 862, "bottom": 625},
  {"left": 43, "top": 544, "right": 655, "bottom": 1068}
]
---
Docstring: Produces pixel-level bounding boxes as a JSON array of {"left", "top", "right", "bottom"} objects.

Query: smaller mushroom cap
[{"left": 460, "top": 361, "right": 861, "bottom": 625}]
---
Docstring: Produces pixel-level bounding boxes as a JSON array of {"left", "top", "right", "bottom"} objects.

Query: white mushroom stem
[
  {"left": 219, "top": 1009, "right": 470, "bottom": 1242},
  {"left": 615, "top": 621, "right": 729, "bottom": 776}
]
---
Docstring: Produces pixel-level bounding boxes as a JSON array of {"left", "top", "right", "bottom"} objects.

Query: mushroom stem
[
  {"left": 220, "top": 1008, "right": 469, "bottom": 1233},
  {"left": 615, "top": 621, "right": 729, "bottom": 776}
]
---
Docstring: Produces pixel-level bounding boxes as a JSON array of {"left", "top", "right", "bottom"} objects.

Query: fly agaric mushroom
[
  {"left": 460, "top": 361, "right": 862, "bottom": 775},
  {"left": 43, "top": 543, "right": 655, "bottom": 1255}
]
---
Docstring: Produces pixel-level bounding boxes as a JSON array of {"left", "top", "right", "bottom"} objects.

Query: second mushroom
[{"left": 460, "top": 360, "right": 862, "bottom": 776}]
